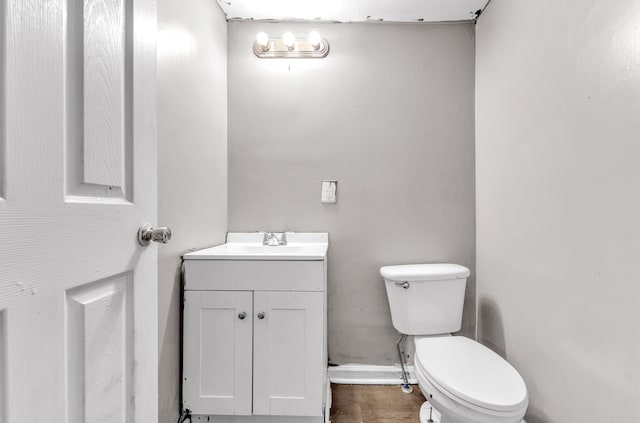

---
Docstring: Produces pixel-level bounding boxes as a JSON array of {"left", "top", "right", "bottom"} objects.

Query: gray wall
[
  {"left": 476, "top": 1, "right": 640, "bottom": 422},
  {"left": 157, "top": 2, "right": 227, "bottom": 422},
  {"left": 228, "top": 21, "right": 476, "bottom": 364}
]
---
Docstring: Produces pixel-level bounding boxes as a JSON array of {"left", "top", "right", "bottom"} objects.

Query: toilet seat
[{"left": 415, "top": 336, "right": 528, "bottom": 414}]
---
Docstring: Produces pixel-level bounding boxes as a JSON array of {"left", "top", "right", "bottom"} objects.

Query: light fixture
[
  {"left": 256, "top": 32, "right": 270, "bottom": 51},
  {"left": 253, "top": 32, "right": 329, "bottom": 59},
  {"left": 308, "top": 31, "right": 321, "bottom": 50},
  {"left": 282, "top": 32, "right": 296, "bottom": 50}
]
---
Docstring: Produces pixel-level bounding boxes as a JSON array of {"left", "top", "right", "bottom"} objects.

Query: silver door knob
[
  {"left": 138, "top": 224, "right": 172, "bottom": 246},
  {"left": 238, "top": 312, "right": 246, "bottom": 320},
  {"left": 257, "top": 312, "right": 265, "bottom": 320}
]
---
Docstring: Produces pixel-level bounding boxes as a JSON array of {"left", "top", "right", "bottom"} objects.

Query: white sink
[{"left": 184, "top": 232, "right": 328, "bottom": 261}]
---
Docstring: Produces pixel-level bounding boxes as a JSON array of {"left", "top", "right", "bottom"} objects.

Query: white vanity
[{"left": 182, "top": 233, "right": 329, "bottom": 423}]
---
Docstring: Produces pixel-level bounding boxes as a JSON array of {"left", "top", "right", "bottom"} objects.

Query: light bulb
[
  {"left": 308, "top": 31, "right": 321, "bottom": 50},
  {"left": 283, "top": 32, "right": 295, "bottom": 50},
  {"left": 256, "top": 32, "right": 270, "bottom": 51}
]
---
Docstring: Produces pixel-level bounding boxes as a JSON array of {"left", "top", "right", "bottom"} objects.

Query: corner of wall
[{"left": 157, "top": 0, "right": 228, "bottom": 422}]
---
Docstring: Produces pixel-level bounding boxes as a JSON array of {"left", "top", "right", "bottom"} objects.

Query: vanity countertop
[{"left": 183, "top": 232, "right": 328, "bottom": 261}]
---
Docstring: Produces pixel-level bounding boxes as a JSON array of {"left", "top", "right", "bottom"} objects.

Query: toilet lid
[{"left": 415, "top": 336, "right": 528, "bottom": 413}]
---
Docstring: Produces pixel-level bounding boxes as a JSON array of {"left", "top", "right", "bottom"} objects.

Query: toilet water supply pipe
[{"left": 396, "top": 334, "right": 413, "bottom": 394}]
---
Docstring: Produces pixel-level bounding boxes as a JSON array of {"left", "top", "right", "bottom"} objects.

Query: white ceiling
[{"left": 217, "top": 0, "right": 491, "bottom": 23}]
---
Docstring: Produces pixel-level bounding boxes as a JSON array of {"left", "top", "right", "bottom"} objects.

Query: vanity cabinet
[
  {"left": 182, "top": 233, "right": 328, "bottom": 423},
  {"left": 252, "top": 291, "right": 324, "bottom": 416},
  {"left": 183, "top": 291, "right": 253, "bottom": 415},
  {"left": 183, "top": 290, "right": 324, "bottom": 416}
]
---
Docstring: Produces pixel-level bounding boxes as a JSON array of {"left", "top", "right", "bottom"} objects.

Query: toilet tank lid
[{"left": 380, "top": 263, "right": 470, "bottom": 282}]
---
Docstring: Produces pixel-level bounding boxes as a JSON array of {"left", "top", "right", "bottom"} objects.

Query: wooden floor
[{"left": 330, "top": 384, "right": 425, "bottom": 423}]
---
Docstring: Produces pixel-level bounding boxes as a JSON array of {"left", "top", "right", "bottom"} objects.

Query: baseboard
[
  {"left": 191, "top": 416, "right": 323, "bottom": 423},
  {"left": 328, "top": 364, "right": 417, "bottom": 385}
]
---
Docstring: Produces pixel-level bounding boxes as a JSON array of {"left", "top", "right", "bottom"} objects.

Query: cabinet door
[
  {"left": 183, "top": 291, "right": 253, "bottom": 415},
  {"left": 253, "top": 292, "right": 324, "bottom": 416}
]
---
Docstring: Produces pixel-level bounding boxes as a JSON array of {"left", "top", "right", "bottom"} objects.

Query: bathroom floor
[{"left": 330, "top": 384, "right": 425, "bottom": 423}]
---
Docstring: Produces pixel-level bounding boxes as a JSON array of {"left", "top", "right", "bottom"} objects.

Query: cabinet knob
[
  {"left": 257, "top": 312, "right": 265, "bottom": 320},
  {"left": 238, "top": 312, "right": 246, "bottom": 320}
]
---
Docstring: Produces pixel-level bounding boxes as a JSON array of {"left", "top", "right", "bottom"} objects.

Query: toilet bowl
[
  {"left": 414, "top": 336, "right": 527, "bottom": 423},
  {"left": 380, "top": 264, "right": 528, "bottom": 423}
]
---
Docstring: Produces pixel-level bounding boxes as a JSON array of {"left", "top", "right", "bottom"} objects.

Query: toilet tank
[{"left": 381, "top": 264, "right": 470, "bottom": 335}]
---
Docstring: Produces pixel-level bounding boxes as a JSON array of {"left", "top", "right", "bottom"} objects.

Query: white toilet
[{"left": 380, "top": 264, "right": 528, "bottom": 423}]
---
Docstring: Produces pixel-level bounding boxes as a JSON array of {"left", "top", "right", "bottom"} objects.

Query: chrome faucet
[{"left": 263, "top": 232, "right": 287, "bottom": 246}]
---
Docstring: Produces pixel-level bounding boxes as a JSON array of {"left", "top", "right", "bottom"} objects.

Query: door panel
[
  {"left": 269, "top": 308, "right": 305, "bottom": 397},
  {"left": 66, "top": 0, "right": 134, "bottom": 201},
  {"left": 0, "top": 0, "right": 157, "bottom": 422},
  {"left": 66, "top": 274, "right": 133, "bottom": 423},
  {"left": 5, "top": 292, "right": 65, "bottom": 422},
  {"left": 4, "top": 0, "right": 64, "bottom": 203},
  {"left": 82, "top": 0, "right": 128, "bottom": 189},
  {"left": 183, "top": 291, "right": 253, "bottom": 416},
  {"left": 253, "top": 291, "right": 324, "bottom": 417}
]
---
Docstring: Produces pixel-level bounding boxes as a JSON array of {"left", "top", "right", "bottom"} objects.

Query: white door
[
  {"left": 183, "top": 291, "right": 253, "bottom": 416},
  {"left": 0, "top": 0, "right": 158, "bottom": 422},
  {"left": 253, "top": 291, "right": 324, "bottom": 417}
]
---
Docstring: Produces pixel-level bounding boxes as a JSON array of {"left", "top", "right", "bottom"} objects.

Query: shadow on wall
[
  {"left": 158, "top": 262, "right": 184, "bottom": 423},
  {"left": 524, "top": 411, "right": 553, "bottom": 423},
  {"left": 478, "top": 297, "right": 554, "bottom": 423},
  {"left": 477, "top": 296, "right": 506, "bottom": 359}
]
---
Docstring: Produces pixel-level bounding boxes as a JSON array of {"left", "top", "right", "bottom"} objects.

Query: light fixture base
[{"left": 253, "top": 38, "right": 329, "bottom": 58}]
